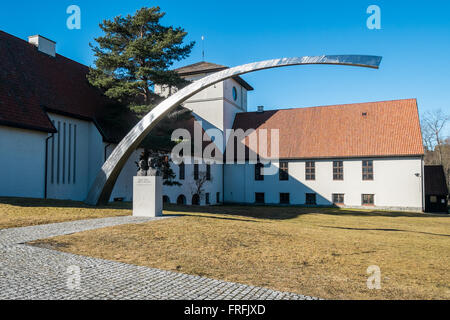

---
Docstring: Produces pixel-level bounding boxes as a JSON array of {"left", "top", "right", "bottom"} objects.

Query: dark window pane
[
  {"left": 179, "top": 162, "right": 185, "bottom": 180},
  {"left": 255, "top": 193, "right": 265, "bottom": 204},
  {"left": 305, "top": 193, "right": 316, "bottom": 205},
  {"left": 194, "top": 164, "right": 199, "bottom": 180},
  {"left": 255, "top": 163, "right": 264, "bottom": 181},
  {"left": 280, "top": 193, "right": 290, "bottom": 204},
  {"left": 206, "top": 164, "right": 211, "bottom": 181}
]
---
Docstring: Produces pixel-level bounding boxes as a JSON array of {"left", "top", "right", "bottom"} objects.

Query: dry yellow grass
[
  {"left": 0, "top": 197, "right": 130, "bottom": 229},
  {"left": 30, "top": 205, "right": 450, "bottom": 300}
]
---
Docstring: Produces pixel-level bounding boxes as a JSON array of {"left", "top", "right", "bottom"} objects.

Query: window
[
  {"left": 255, "top": 193, "right": 265, "bottom": 204},
  {"left": 305, "top": 161, "right": 315, "bottom": 180},
  {"left": 279, "top": 161, "right": 289, "bottom": 181},
  {"left": 232, "top": 87, "right": 238, "bottom": 101},
  {"left": 179, "top": 162, "right": 185, "bottom": 180},
  {"left": 255, "top": 163, "right": 264, "bottom": 181},
  {"left": 280, "top": 193, "right": 290, "bottom": 204},
  {"left": 362, "top": 194, "right": 375, "bottom": 205},
  {"left": 430, "top": 196, "right": 437, "bottom": 203},
  {"left": 332, "top": 193, "right": 345, "bottom": 204},
  {"left": 206, "top": 164, "right": 211, "bottom": 180},
  {"left": 333, "top": 161, "right": 344, "bottom": 180},
  {"left": 205, "top": 193, "right": 210, "bottom": 205},
  {"left": 192, "top": 194, "right": 200, "bottom": 205},
  {"left": 362, "top": 160, "right": 374, "bottom": 180},
  {"left": 163, "top": 196, "right": 170, "bottom": 204},
  {"left": 216, "top": 192, "right": 220, "bottom": 203},
  {"left": 194, "top": 163, "right": 199, "bottom": 180},
  {"left": 305, "top": 193, "right": 316, "bottom": 205},
  {"left": 177, "top": 195, "right": 186, "bottom": 205}
]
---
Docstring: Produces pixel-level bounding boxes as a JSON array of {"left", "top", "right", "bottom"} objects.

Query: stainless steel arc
[{"left": 85, "top": 55, "right": 382, "bottom": 205}]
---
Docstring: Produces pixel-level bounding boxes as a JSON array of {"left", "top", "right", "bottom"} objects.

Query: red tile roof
[
  {"left": 0, "top": 30, "right": 122, "bottom": 138},
  {"left": 231, "top": 99, "right": 424, "bottom": 159}
]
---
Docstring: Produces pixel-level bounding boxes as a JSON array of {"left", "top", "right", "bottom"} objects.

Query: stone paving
[
  {"left": 0, "top": 216, "right": 319, "bottom": 300},
  {"left": 0, "top": 216, "right": 160, "bottom": 246}
]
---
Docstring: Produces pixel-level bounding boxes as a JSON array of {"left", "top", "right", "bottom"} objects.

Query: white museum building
[{"left": 0, "top": 31, "right": 425, "bottom": 211}]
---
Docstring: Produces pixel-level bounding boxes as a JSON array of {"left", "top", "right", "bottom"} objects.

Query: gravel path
[{"left": 0, "top": 216, "right": 319, "bottom": 300}]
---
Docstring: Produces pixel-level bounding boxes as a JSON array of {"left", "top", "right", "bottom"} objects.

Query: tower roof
[{"left": 175, "top": 61, "right": 254, "bottom": 91}]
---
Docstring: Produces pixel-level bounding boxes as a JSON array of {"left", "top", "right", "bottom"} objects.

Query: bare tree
[
  {"left": 191, "top": 171, "right": 212, "bottom": 204},
  {"left": 421, "top": 119, "right": 435, "bottom": 152},
  {"left": 421, "top": 109, "right": 449, "bottom": 164}
]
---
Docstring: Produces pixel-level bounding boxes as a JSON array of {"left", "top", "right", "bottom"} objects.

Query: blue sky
[{"left": 1, "top": 0, "right": 449, "bottom": 136}]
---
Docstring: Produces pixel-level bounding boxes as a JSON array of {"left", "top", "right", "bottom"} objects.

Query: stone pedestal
[{"left": 133, "top": 176, "right": 163, "bottom": 217}]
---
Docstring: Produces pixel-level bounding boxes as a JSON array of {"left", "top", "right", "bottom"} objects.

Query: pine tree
[
  {"left": 88, "top": 6, "right": 194, "bottom": 112},
  {"left": 88, "top": 6, "right": 195, "bottom": 182}
]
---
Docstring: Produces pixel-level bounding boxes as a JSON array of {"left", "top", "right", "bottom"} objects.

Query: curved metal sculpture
[{"left": 86, "top": 55, "right": 382, "bottom": 205}]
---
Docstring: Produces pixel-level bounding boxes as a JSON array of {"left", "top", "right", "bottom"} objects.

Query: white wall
[
  {"left": 45, "top": 113, "right": 93, "bottom": 201},
  {"left": 163, "top": 161, "right": 223, "bottom": 205},
  {"left": 225, "top": 157, "right": 423, "bottom": 210},
  {"left": 0, "top": 125, "right": 47, "bottom": 198}
]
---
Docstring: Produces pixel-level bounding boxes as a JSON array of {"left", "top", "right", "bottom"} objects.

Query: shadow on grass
[
  {"left": 2, "top": 198, "right": 445, "bottom": 221},
  {"left": 319, "top": 225, "right": 450, "bottom": 238},
  {"left": 163, "top": 204, "right": 439, "bottom": 221},
  {"left": 0, "top": 197, "right": 132, "bottom": 211}
]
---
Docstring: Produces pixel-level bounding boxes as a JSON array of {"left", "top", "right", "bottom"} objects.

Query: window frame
[
  {"left": 305, "top": 161, "right": 316, "bottom": 180},
  {"left": 362, "top": 194, "right": 375, "bottom": 206},
  {"left": 333, "top": 161, "right": 344, "bottom": 180},
  {"left": 332, "top": 193, "right": 345, "bottom": 205},
  {"left": 362, "top": 160, "right": 374, "bottom": 181},
  {"left": 232, "top": 86, "right": 238, "bottom": 101},
  {"left": 279, "top": 161, "right": 289, "bottom": 181}
]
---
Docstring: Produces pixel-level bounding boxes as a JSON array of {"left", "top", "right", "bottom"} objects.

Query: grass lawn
[
  {"left": 29, "top": 204, "right": 450, "bottom": 300},
  {"left": 0, "top": 197, "right": 130, "bottom": 229}
]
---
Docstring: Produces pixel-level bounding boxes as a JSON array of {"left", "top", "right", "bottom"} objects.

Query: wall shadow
[
  {"left": 163, "top": 203, "right": 433, "bottom": 221},
  {"left": 319, "top": 225, "right": 450, "bottom": 238}
]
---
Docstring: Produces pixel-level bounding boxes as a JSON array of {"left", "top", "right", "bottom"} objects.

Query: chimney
[
  {"left": 28, "top": 35, "right": 56, "bottom": 57},
  {"left": 257, "top": 106, "right": 264, "bottom": 113}
]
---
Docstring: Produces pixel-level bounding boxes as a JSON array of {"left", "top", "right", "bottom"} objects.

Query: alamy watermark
[
  {"left": 366, "top": 265, "right": 381, "bottom": 290},
  {"left": 170, "top": 121, "right": 280, "bottom": 175},
  {"left": 66, "top": 265, "right": 81, "bottom": 290},
  {"left": 366, "top": 5, "right": 381, "bottom": 30},
  {"left": 67, "top": 5, "right": 81, "bottom": 30}
]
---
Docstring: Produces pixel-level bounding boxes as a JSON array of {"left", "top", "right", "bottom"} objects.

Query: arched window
[
  {"left": 192, "top": 194, "right": 200, "bottom": 205},
  {"left": 163, "top": 195, "right": 171, "bottom": 204},
  {"left": 177, "top": 195, "right": 186, "bottom": 205}
]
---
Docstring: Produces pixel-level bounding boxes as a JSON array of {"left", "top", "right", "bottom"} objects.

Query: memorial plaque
[{"left": 133, "top": 176, "right": 163, "bottom": 217}]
